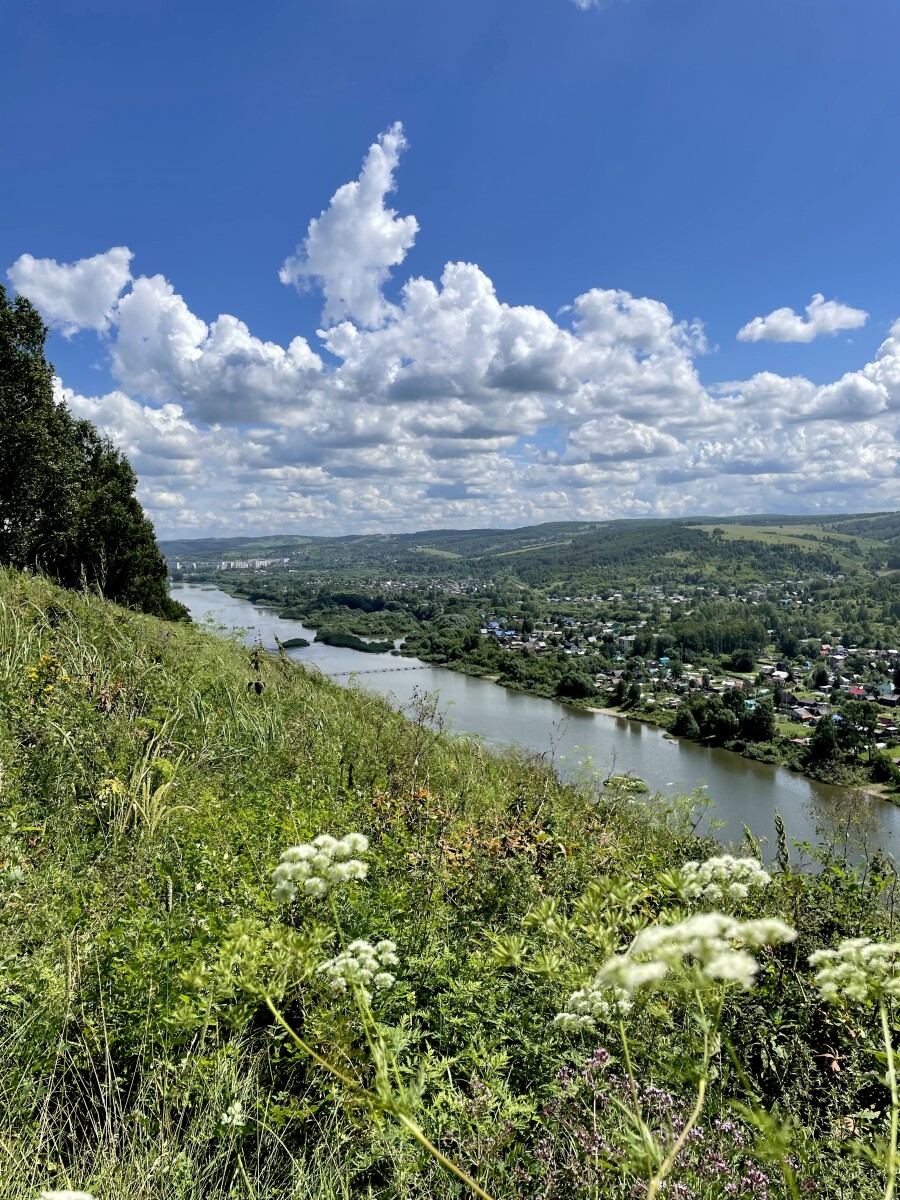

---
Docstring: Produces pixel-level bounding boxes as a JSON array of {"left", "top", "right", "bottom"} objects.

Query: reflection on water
[{"left": 172, "top": 583, "right": 900, "bottom": 863}]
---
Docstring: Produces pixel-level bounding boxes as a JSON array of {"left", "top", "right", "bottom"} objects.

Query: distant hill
[
  {"left": 160, "top": 522, "right": 601, "bottom": 558},
  {"left": 160, "top": 534, "right": 323, "bottom": 557},
  {"left": 162, "top": 511, "right": 900, "bottom": 588}
]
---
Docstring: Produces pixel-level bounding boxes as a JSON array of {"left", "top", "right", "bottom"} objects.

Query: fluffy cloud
[
  {"left": 279, "top": 122, "right": 418, "bottom": 328},
  {"left": 737, "top": 293, "right": 869, "bottom": 344},
  {"left": 7, "top": 246, "right": 132, "bottom": 336},
  {"left": 9, "top": 126, "right": 900, "bottom": 535},
  {"left": 565, "top": 416, "right": 681, "bottom": 463},
  {"left": 110, "top": 275, "right": 324, "bottom": 424},
  {"left": 141, "top": 488, "right": 186, "bottom": 508}
]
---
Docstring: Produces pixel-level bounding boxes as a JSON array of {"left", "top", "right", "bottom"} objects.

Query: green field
[
  {"left": 694, "top": 522, "right": 876, "bottom": 571},
  {"left": 416, "top": 545, "right": 463, "bottom": 558}
]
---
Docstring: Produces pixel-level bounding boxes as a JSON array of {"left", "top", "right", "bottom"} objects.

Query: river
[{"left": 172, "top": 583, "right": 900, "bottom": 862}]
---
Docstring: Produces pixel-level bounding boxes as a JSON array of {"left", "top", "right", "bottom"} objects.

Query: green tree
[
  {"left": 871, "top": 750, "right": 900, "bottom": 784},
  {"left": 61, "top": 423, "right": 187, "bottom": 619},
  {"left": 839, "top": 700, "right": 878, "bottom": 760},
  {"left": 812, "top": 663, "right": 830, "bottom": 689},
  {"left": 0, "top": 285, "right": 80, "bottom": 570},
  {"left": 808, "top": 715, "right": 840, "bottom": 763},
  {"left": 778, "top": 631, "right": 800, "bottom": 659},
  {"left": 729, "top": 648, "right": 756, "bottom": 672},
  {"left": 672, "top": 707, "right": 700, "bottom": 738},
  {"left": 502, "top": 656, "right": 527, "bottom": 684},
  {"left": 711, "top": 706, "right": 740, "bottom": 743},
  {"left": 556, "top": 668, "right": 596, "bottom": 700},
  {"left": 0, "top": 285, "right": 188, "bottom": 621},
  {"left": 741, "top": 699, "right": 776, "bottom": 743}
]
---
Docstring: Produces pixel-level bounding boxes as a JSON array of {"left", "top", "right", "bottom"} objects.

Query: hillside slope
[{"left": 0, "top": 570, "right": 894, "bottom": 1199}]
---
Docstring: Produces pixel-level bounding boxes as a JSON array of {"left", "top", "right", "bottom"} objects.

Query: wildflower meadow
[{"left": 1, "top": 568, "right": 899, "bottom": 1199}]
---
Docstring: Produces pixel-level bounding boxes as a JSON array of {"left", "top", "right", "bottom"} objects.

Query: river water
[{"left": 172, "top": 583, "right": 900, "bottom": 861}]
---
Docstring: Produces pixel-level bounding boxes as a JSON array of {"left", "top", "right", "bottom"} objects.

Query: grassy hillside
[
  {"left": 691, "top": 523, "right": 876, "bottom": 574},
  {"left": 0, "top": 570, "right": 897, "bottom": 1199}
]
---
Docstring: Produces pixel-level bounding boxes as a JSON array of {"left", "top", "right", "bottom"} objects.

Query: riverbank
[
  {"left": 398, "top": 651, "right": 900, "bottom": 803},
  {"left": 171, "top": 583, "right": 900, "bottom": 857},
  {"left": 198, "top": 579, "right": 900, "bottom": 801},
  {"left": 604, "top": 701, "right": 900, "bottom": 802}
]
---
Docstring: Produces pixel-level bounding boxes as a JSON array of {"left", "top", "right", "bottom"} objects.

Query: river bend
[{"left": 172, "top": 584, "right": 900, "bottom": 862}]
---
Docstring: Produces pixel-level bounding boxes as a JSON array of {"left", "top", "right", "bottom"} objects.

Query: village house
[{"left": 791, "top": 707, "right": 816, "bottom": 725}]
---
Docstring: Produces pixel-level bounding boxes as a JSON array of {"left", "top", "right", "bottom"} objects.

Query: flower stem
[
  {"left": 881, "top": 1000, "right": 898, "bottom": 1200},
  {"left": 618, "top": 1018, "right": 640, "bottom": 1112},
  {"left": 645, "top": 996, "right": 713, "bottom": 1200},
  {"left": 264, "top": 996, "right": 494, "bottom": 1200},
  {"left": 264, "top": 996, "right": 363, "bottom": 1094},
  {"left": 395, "top": 1112, "right": 495, "bottom": 1200},
  {"left": 646, "top": 1077, "right": 707, "bottom": 1200},
  {"left": 236, "top": 1151, "right": 256, "bottom": 1199}
]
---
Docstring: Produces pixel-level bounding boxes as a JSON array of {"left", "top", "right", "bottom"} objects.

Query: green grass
[
  {"left": 0, "top": 569, "right": 896, "bottom": 1199},
  {"left": 776, "top": 721, "right": 811, "bottom": 739},
  {"left": 415, "top": 546, "right": 463, "bottom": 559},
  {"left": 694, "top": 523, "right": 874, "bottom": 571},
  {"left": 488, "top": 539, "right": 575, "bottom": 559}
]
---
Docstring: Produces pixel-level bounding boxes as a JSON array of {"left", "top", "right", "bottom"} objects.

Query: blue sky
[{"left": 3, "top": 0, "right": 899, "bottom": 535}]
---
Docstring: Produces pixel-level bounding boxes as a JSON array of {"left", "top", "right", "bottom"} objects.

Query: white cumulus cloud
[
  {"left": 7, "top": 246, "right": 132, "bottom": 336},
  {"left": 12, "top": 127, "right": 900, "bottom": 535},
  {"left": 111, "top": 274, "right": 323, "bottom": 423},
  {"left": 737, "top": 293, "right": 868, "bottom": 344},
  {"left": 279, "top": 121, "right": 418, "bottom": 328}
]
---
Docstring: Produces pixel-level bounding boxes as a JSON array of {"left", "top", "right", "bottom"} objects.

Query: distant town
[{"left": 168, "top": 525, "right": 900, "bottom": 792}]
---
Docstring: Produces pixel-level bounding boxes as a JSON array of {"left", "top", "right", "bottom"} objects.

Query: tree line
[{"left": 0, "top": 285, "right": 187, "bottom": 621}]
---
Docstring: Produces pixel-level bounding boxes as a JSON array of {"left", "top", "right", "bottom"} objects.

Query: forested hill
[
  {"left": 475, "top": 522, "right": 849, "bottom": 587},
  {"left": 159, "top": 522, "right": 598, "bottom": 561},
  {"left": 161, "top": 510, "right": 900, "bottom": 588}
]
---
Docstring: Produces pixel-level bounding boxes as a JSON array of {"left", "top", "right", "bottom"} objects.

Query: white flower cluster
[
  {"left": 319, "top": 939, "right": 399, "bottom": 1001},
  {"left": 40, "top": 1193, "right": 95, "bottom": 1200},
  {"left": 680, "top": 855, "right": 771, "bottom": 904},
  {"left": 620, "top": 913, "right": 796, "bottom": 990},
  {"left": 554, "top": 984, "right": 634, "bottom": 1032},
  {"left": 555, "top": 913, "right": 797, "bottom": 1028},
  {"left": 271, "top": 832, "right": 369, "bottom": 903},
  {"left": 809, "top": 938, "right": 900, "bottom": 1005},
  {"left": 220, "top": 1100, "right": 246, "bottom": 1128}
]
